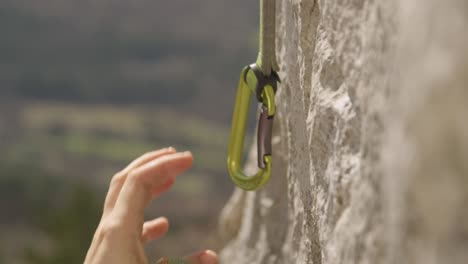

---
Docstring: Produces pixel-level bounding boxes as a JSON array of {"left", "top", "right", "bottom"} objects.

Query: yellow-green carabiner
[{"left": 227, "top": 65, "right": 278, "bottom": 191}]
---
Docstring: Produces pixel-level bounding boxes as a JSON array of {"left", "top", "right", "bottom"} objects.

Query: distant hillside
[{"left": 0, "top": 0, "right": 259, "bottom": 121}]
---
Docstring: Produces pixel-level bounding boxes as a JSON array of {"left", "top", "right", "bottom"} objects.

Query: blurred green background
[{"left": 0, "top": 0, "right": 258, "bottom": 263}]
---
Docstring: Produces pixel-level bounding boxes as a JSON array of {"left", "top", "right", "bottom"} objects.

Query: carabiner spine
[{"left": 227, "top": 67, "right": 251, "bottom": 175}]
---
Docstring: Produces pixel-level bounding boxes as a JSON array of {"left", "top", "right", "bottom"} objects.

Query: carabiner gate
[{"left": 227, "top": 64, "right": 279, "bottom": 191}]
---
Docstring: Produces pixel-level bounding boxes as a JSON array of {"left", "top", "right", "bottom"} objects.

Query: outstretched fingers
[
  {"left": 185, "top": 250, "right": 218, "bottom": 264},
  {"left": 141, "top": 217, "right": 169, "bottom": 243},
  {"left": 150, "top": 177, "right": 176, "bottom": 199},
  {"left": 112, "top": 151, "right": 193, "bottom": 228},
  {"left": 103, "top": 147, "right": 177, "bottom": 217},
  {"left": 156, "top": 250, "right": 218, "bottom": 264}
]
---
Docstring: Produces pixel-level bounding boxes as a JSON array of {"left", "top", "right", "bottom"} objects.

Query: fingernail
[
  {"left": 200, "top": 250, "right": 217, "bottom": 264},
  {"left": 183, "top": 151, "right": 192, "bottom": 156},
  {"left": 167, "top": 146, "right": 176, "bottom": 151}
]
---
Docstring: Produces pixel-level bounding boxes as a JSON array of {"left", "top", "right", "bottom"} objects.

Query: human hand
[{"left": 84, "top": 147, "right": 218, "bottom": 264}]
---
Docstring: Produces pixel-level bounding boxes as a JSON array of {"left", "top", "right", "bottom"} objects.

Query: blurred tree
[
  {"left": 0, "top": 249, "right": 5, "bottom": 264},
  {"left": 21, "top": 183, "right": 102, "bottom": 264}
]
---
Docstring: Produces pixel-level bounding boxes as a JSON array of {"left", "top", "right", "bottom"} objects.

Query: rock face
[{"left": 218, "top": 0, "right": 468, "bottom": 263}]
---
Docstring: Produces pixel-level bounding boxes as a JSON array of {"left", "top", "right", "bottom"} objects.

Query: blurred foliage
[
  {"left": 0, "top": 161, "right": 103, "bottom": 264},
  {"left": 22, "top": 185, "right": 101, "bottom": 264}
]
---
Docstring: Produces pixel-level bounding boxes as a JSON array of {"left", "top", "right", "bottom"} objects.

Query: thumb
[{"left": 157, "top": 250, "right": 218, "bottom": 264}]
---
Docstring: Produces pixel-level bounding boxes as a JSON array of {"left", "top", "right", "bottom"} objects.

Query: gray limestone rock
[{"left": 219, "top": 0, "right": 468, "bottom": 263}]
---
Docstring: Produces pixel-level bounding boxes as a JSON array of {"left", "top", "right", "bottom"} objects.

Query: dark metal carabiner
[{"left": 257, "top": 105, "right": 273, "bottom": 169}]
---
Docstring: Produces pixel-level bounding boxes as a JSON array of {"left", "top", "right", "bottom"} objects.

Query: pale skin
[{"left": 84, "top": 147, "right": 218, "bottom": 264}]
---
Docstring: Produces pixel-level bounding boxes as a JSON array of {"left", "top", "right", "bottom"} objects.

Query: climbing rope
[
  {"left": 227, "top": 0, "right": 279, "bottom": 191},
  {"left": 257, "top": 0, "right": 279, "bottom": 76}
]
